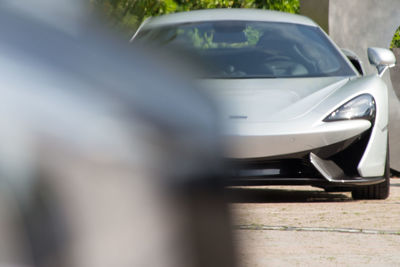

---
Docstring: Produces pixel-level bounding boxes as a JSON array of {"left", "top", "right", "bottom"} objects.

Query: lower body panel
[{"left": 225, "top": 130, "right": 385, "bottom": 189}]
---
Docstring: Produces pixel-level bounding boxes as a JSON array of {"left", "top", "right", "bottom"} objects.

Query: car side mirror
[{"left": 368, "top": 47, "right": 396, "bottom": 77}]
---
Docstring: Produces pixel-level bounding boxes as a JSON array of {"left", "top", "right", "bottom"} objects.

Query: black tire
[{"left": 351, "top": 145, "right": 390, "bottom": 200}]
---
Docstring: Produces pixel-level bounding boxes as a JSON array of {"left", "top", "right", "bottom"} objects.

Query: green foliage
[
  {"left": 172, "top": 25, "right": 261, "bottom": 49},
  {"left": 244, "top": 26, "right": 261, "bottom": 45},
  {"left": 91, "top": 0, "right": 299, "bottom": 36},
  {"left": 391, "top": 27, "right": 400, "bottom": 49},
  {"left": 173, "top": 0, "right": 299, "bottom": 12}
]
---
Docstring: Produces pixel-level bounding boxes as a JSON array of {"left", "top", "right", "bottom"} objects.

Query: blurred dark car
[{"left": 0, "top": 2, "right": 235, "bottom": 267}]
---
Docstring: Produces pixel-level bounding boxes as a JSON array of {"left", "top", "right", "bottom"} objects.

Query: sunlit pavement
[{"left": 229, "top": 178, "right": 400, "bottom": 266}]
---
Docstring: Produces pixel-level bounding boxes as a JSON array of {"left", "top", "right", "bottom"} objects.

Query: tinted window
[{"left": 137, "top": 21, "right": 356, "bottom": 78}]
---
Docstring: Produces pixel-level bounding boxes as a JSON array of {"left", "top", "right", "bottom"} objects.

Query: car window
[{"left": 136, "top": 21, "right": 356, "bottom": 78}]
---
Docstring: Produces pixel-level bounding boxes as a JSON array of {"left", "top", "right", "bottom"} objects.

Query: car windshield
[{"left": 137, "top": 21, "right": 356, "bottom": 78}]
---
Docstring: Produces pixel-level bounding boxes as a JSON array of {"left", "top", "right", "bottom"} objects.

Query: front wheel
[{"left": 352, "top": 146, "right": 390, "bottom": 200}]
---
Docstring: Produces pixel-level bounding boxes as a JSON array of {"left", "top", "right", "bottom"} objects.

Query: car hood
[{"left": 200, "top": 77, "right": 350, "bottom": 122}]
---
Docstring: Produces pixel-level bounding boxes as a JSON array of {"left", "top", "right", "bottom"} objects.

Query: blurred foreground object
[{"left": 0, "top": 1, "right": 235, "bottom": 267}]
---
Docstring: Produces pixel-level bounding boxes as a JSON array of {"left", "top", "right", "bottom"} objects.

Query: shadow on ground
[{"left": 225, "top": 187, "right": 353, "bottom": 203}]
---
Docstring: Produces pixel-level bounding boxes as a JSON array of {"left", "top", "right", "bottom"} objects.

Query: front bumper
[
  {"left": 223, "top": 120, "right": 371, "bottom": 158},
  {"left": 225, "top": 128, "right": 385, "bottom": 188}
]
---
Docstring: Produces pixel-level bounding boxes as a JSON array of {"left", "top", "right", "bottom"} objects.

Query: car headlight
[{"left": 323, "top": 94, "right": 376, "bottom": 122}]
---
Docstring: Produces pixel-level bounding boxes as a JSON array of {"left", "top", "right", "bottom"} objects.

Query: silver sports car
[{"left": 133, "top": 9, "right": 396, "bottom": 199}]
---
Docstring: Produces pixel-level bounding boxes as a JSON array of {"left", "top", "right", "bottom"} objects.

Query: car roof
[{"left": 141, "top": 8, "right": 318, "bottom": 29}]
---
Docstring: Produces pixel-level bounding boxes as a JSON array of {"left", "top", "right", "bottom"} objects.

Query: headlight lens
[{"left": 323, "top": 94, "right": 376, "bottom": 122}]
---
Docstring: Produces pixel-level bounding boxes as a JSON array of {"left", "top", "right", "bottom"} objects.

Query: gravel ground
[{"left": 229, "top": 178, "right": 400, "bottom": 266}]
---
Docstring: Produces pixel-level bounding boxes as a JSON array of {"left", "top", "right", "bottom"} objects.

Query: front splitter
[{"left": 226, "top": 175, "right": 385, "bottom": 187}]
